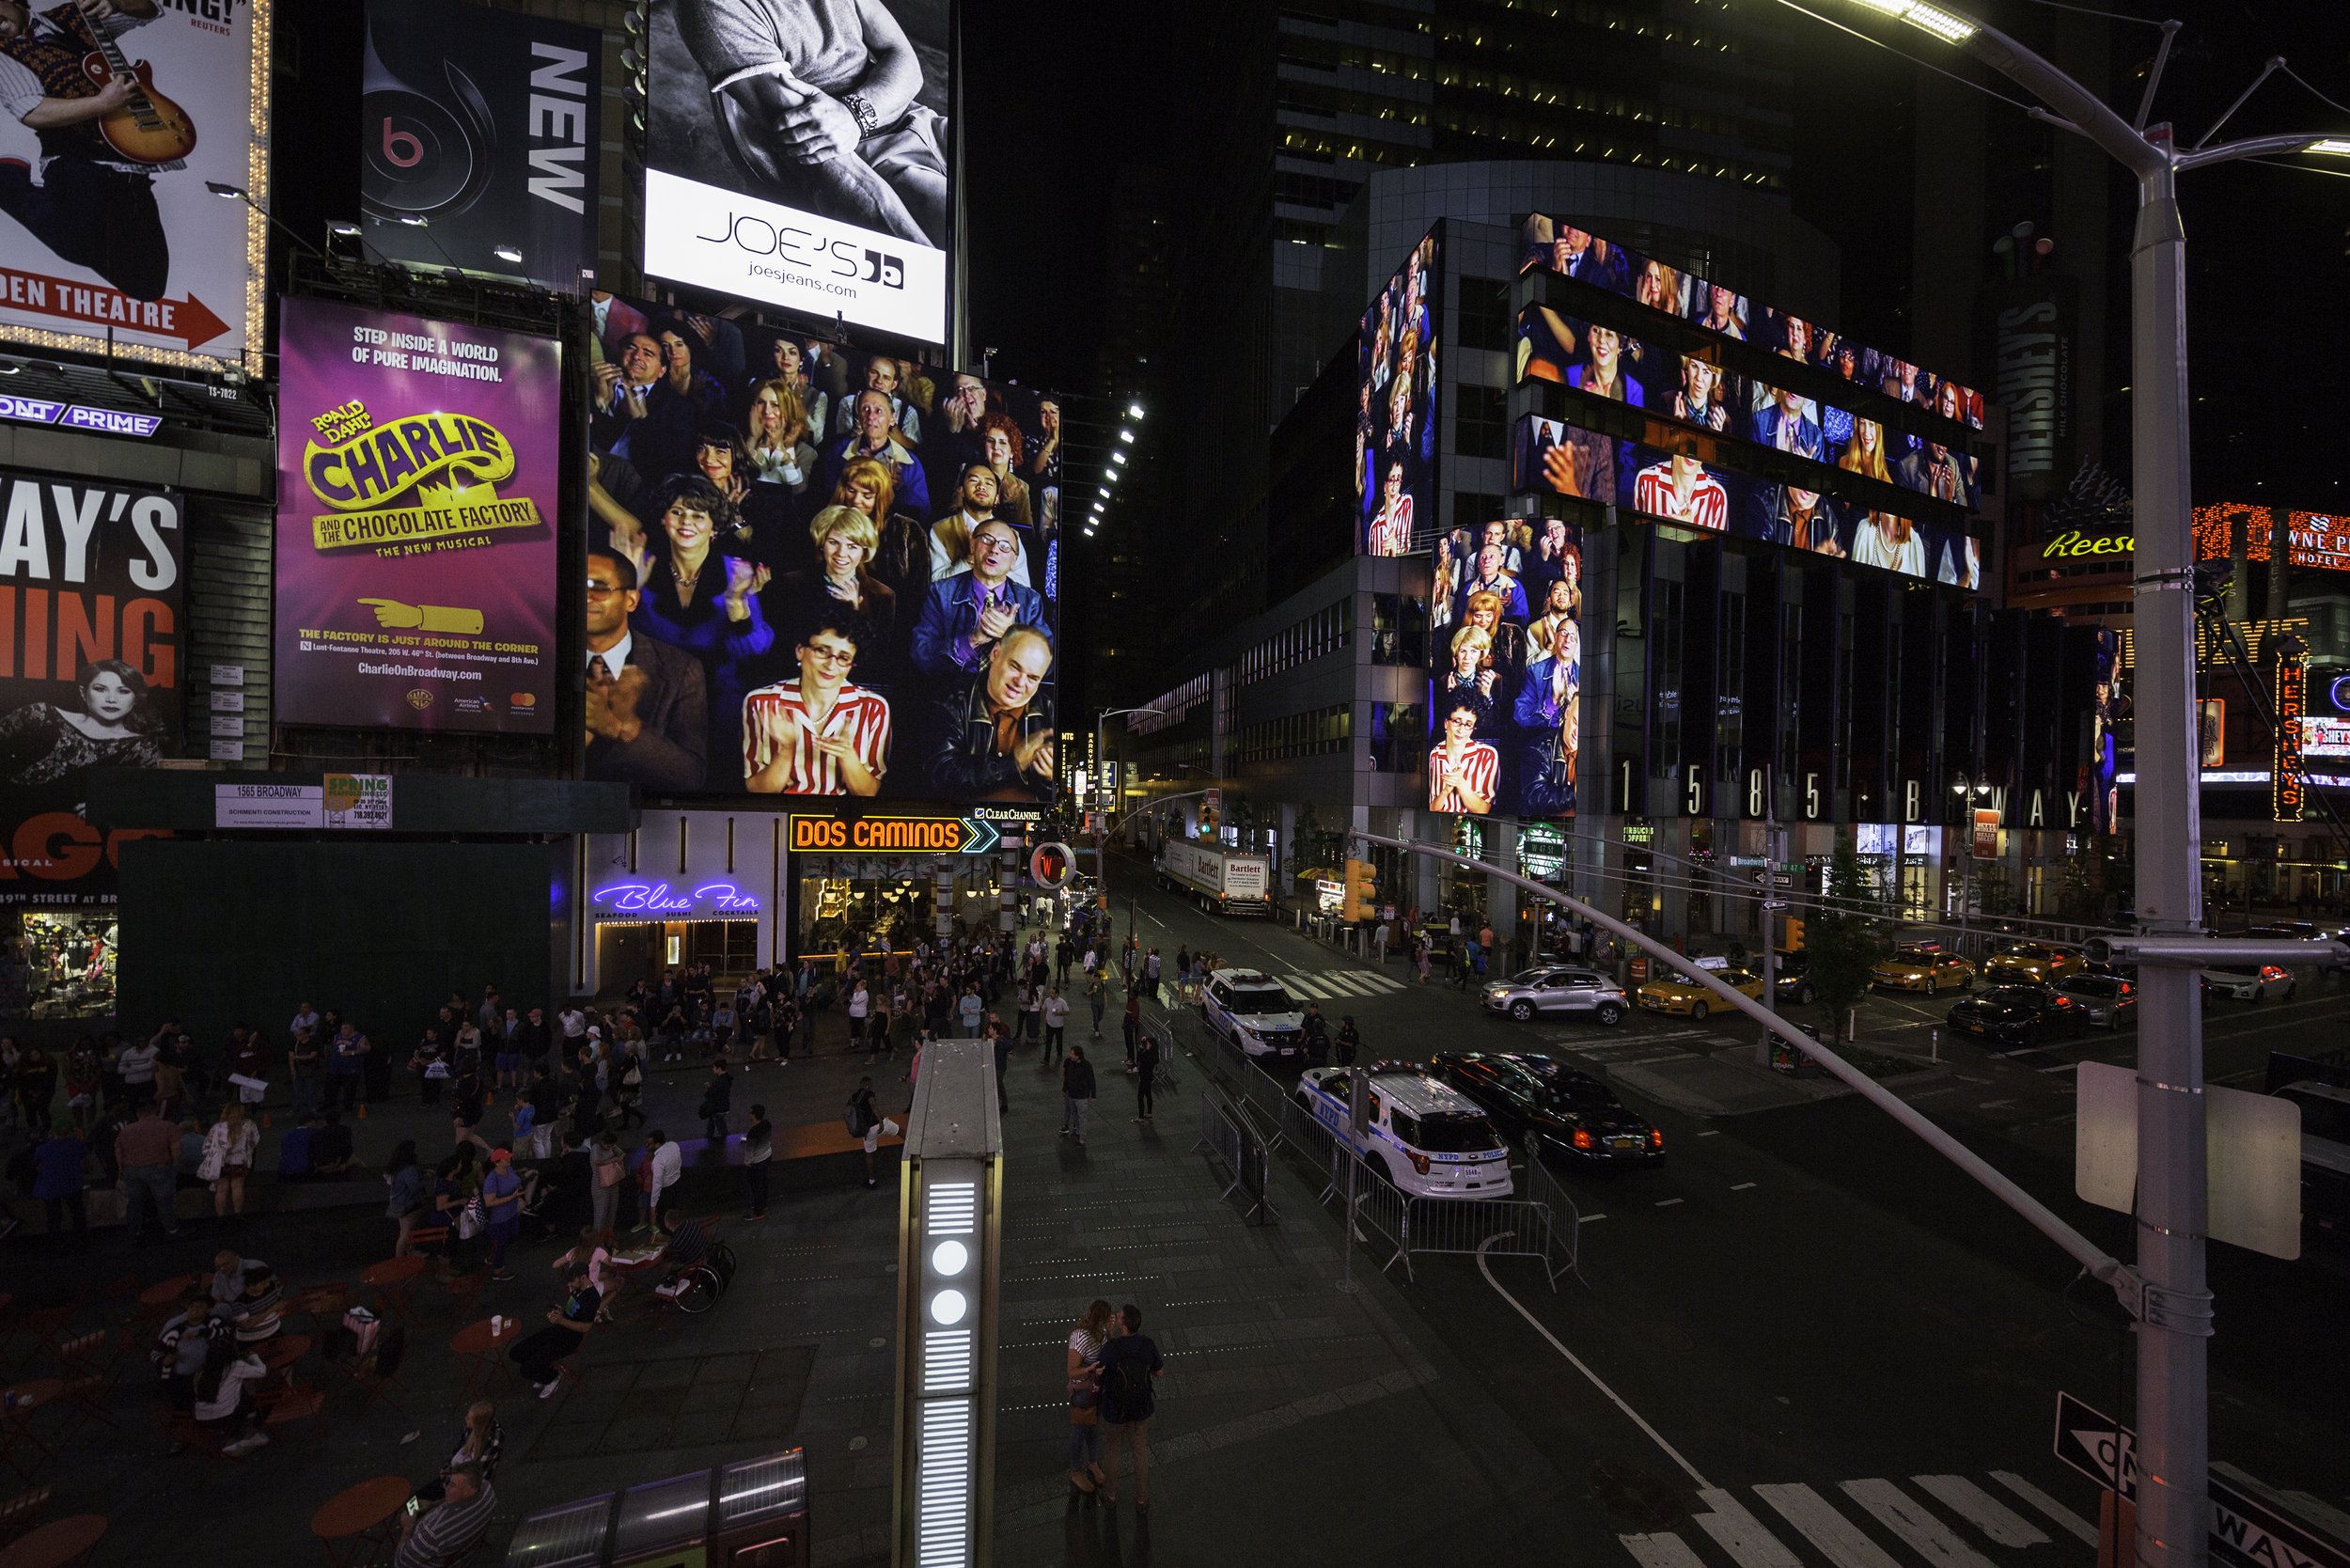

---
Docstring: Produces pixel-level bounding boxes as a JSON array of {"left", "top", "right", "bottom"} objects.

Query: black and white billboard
[
  {"left": 361, "top": 0, "right": 603, "bottom": 292},
  {"left": 641, "top": 0, "right": 951, "bottom": 344}
]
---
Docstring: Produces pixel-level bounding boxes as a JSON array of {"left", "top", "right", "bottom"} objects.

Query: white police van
[
  {"left": 1200, "top": 967, "right": 1305, "bottom": 1063},
  {"left": 1294, "top": 1062, "right": 1512, "bottom": 1199}
]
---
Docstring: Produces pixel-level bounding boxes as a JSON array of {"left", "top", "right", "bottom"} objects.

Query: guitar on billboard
[{"left": 70, "top": 0, "right": 196, "bottom": 165}]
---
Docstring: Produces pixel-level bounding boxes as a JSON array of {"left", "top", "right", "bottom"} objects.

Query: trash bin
[
  {"left": 1768, "top": 1023, "right": 1825, "bottom": 1078},
  {"left": 507, "top": 1449, "right": 807, "bottom": 1567}
]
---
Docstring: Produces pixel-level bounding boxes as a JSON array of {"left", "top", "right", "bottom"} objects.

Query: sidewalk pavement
[
  {"left": 0, "top": 1026, "right": 925, "bottom": 1568},
  {"left": 986, "top": 1027, "right": 1575, "bottom": 1564}
]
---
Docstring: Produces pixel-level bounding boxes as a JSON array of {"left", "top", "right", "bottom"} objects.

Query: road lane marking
[
  {"left": 1581, "top": 1213, "right": 1607, "bottom": 1222},
  {"left": 1655, "top": 1198, "right": 1685, "bottom": 1207},
  {"left": 1475, "top": 1236, "right": 1710, "bottom": 1487},
  {"left": 1697, "top": 1129, "right": 1721, "bottom": 1137},
  {"left": 1839, "top": 1479, "right": 1998, "bottom": 1568},
  {"left": 1976, "top": 1099, "right": 2016, "bottom": 1109},
  {"left": 1694, "top": 1489, "right": 1806, "bottom": 1568},
  {"left": 1755, "top": 1482, "right": 1904, "bottom": 1568},
  {"left": 1911, "top": 1475, "right": 2047, "bottom": 1547},
  {"left": 1987, "top": 1470, "right": 2099, "bottom": 1546},
  {"left": 1620, "top": 1534, "right": 1709, "bottom": 1568},
  {"left": 1730, "top": 1182, "right": 1757, "bottom": 1191}
]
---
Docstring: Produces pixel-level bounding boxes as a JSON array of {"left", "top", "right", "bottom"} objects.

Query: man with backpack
[
  {"left": 1336, "top": 1016, "right": 1361, "bottom": 1068},
  {"left": 698, "top": 1059, "right": 734, "bottom": 1145},
  {"left": 846, "top": 1077, "right": 898, "bottom": 1189},
  {"left": 1096, "top": 1304, "right": 1165, "bottom": 1511}
]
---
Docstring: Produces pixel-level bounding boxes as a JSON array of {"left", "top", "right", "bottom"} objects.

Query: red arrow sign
[{"left": 0, "top": 261, "right": 230, "bottom": 349}]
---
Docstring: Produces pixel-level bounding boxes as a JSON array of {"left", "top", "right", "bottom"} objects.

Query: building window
[
  {"left": 1452, "top": 492, "right": 1503, "bottom": 537},
  {"left": 1455, "top": 275, "right": 1510, "bottom": 353},
  {"left": 1371, "top": 703, "right": 1422, "bottom": 771},
  {"left": 1454, "top": 384, "right": 1507, "bottom": 461},
  {"left": 1371, "top": 594, "right": 1427, "bottom": 667}
]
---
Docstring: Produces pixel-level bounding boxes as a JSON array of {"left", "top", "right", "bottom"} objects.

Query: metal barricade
[
  {"left": 1388, "top": 1193, "right": 1573, "bottom": 1290},
  {"left": 1192, "top": 1084, "right": 1276, "bottom": 1225},
  {"left": 1518, "top": 1152, "right": 1585, "bottom": 1288}
]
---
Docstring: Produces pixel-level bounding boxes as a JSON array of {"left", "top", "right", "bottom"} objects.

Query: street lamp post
[
  {"left": 1790, "top": 8, "right": 2347, "bottom": 1564},
  {"left": 1087, "top": 707, "right": 1167, "bottom": 949}
]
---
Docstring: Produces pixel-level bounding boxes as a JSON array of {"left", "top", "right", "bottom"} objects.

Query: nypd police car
[
  {"left": 1293, "top": 1062, "right": 1512, "bottom": 1199},
  {"left": 1200, "top": 967, "right": 1306, "bottom": 1062}
]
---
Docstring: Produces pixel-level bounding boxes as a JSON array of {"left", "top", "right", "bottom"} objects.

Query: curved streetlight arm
[
  {"left": 1966, "top": 24, "right": 2169, "bottom": 177},
  {"left": 1349, "top": 829, "right": 2144, "bottom": 1315},
  {"left": 2174, "top": 131, "right": 2350, "bottom": 172}
]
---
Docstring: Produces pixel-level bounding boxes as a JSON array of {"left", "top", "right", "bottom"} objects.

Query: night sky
[{"left": 962, "top": 1, "right": 2349, "bottom": 519}]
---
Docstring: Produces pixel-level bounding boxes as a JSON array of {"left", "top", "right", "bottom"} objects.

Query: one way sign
[{"left": 2054, "top": 1392, "right": 2348, "bottom": 1568}]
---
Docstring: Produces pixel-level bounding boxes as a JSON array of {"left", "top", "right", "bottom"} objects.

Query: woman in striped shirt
[
  {"left": 742, "top": 616, "right": 891, "bottom": 795},
  {"left": 1429, "top": 698, "right": 1499, "bottom": 815}
]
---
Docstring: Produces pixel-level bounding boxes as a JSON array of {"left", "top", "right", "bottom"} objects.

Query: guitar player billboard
[
  {"left": 0, "top": 0, "right": 269, "bottom": 368},
  {"left": 360, "top": 0, "right": 602, "bottom": 293}
]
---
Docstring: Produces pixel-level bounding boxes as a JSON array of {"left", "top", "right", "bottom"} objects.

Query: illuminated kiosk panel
[{"left": 892, "top": 1040, "right": 1002, "bottom": 1568}]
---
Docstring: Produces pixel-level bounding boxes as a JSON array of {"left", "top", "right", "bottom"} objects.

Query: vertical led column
[{"left": 891, "top": 1040, "right": 1002, "bottom": 1568}]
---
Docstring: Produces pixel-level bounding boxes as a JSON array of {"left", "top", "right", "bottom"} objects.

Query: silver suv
[{"left": 1481, "top": 966, "right": 1628, "bottom": 1026}]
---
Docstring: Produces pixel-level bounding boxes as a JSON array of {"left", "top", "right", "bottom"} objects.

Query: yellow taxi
[
  {"left": 1869, "top": 946, "right": 1977, "bottom": 996},
  {"left": 1982, "top": 941, "right": 2081, "bottom": 985},
  {"left": 1636, "top": 967, "right": 1765, "bottom": 1020}
]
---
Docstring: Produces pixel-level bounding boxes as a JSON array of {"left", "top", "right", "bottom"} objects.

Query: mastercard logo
[
  {"left": 512, "top": 693, "right": 537, "bottom": 707},
  {"left": 406, "top": 688, "right": 435, "bottom": 710}
]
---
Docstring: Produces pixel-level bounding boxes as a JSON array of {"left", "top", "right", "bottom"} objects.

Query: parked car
[
  {"left": 1636, "top": 968, "right": 1764, "bottom": 1019},
  {"left": 1870, "top": 946, "right": 1977, "bottom": 996},
  {"left": 2199, "top": 962, "right": 2296, "bottom": 1004},
  {"left": 1199, "top": 968, "right": 1305, "bottom": 1062},
  {"left": 1982, "top": 941, "right": 2082, "bottom": 985},
  {"left": 1944, "top": 983, "right": 2087, "bottom": 1046},
  {"left": 1293, "top": 1064, "right": 1513, "bottom": 1197},
  {"left": 1429, "top": 1051, "right": 1665, "bottom": 1169},
  {"left": 1480, "top": 966, "right": 1628, "bottom": 1026},
  {"left": 2053, "top": 973, "right": 2138, "bottom": 1028}
]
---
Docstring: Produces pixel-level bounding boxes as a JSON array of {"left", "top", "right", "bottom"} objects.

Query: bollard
[{"left": 1931, "top": 1027, "right": 1939, "bottom": 1063}]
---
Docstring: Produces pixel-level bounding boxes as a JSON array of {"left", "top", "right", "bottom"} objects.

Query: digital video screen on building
[
  {"left": 1512, "top": 414, "right": 1982, "bottom": 589},
  {"left": 1425, "top": 513, "right": 1583, "bottom": 819},
  {"left": 2193, "top": 503, "right": 2350, "bottom": 574},
  {"left": 639, "top": 0, "right": 952, "bottom": 343},
  {"left": 1518, "top": 214, "right": 1987, "bottom": 432},
  {"left": 1357, "top": 227, "right": 1441, "bottom": 557},
  {"left": 585, "top": 298, "right": 1061, "bottom": 804},
  {"left": 1519, "top": 305, "right": 1982, "bottom": 511}
]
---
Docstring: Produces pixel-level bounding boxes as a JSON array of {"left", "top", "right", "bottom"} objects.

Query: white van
[{"left": 1294, "top": 1064, "right": 1512, "bottom": 1199}]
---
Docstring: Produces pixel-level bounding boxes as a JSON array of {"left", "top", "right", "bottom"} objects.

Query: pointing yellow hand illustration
[{"left": 356, "top": 598, "right": 485, "bottom": 635}]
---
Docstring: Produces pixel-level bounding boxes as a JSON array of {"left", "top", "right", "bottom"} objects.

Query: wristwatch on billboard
[{"left": 841, "top": 92, "right": 880, "bottom": 137}]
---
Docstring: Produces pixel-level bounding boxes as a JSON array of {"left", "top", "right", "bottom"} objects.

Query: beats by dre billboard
[{"left": 360, "top": 0, "right": 603, "bottom": 293}]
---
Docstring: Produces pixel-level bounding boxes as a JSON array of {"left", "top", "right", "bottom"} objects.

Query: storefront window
[
  {"left": 3, "top": 913, "right": 119, "bottom": 1020},
  {"left": 795, "top": 856, "right": 1003, "bottom": 961}
]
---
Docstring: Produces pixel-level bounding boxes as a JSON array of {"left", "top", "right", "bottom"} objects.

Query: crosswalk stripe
[
  {"left": 1987, "top": 1471, "right": 2098, "bottom": 1546},
  {"left": 1754, "top": 1483, "right": 1904, "bottom": 1568},
  {"left": 1317, "top": 972, "right": 1379, "bottom": 996},
  {"left": 1838, "top": 1480, "right": 1998, "bottom": 1568},
  {"left": 1280, "top": 975, "right": 1332, "bottom": 999},
  {"left": 1621, "top": 1534, "right": 1711, "bottom": 1568},
  {"left": 1910, "top": 1476, "right": 2046, "bottom": 1548},
  {"left": 1694, "top": 1489, "right": 1806, "bottom": 1568}
]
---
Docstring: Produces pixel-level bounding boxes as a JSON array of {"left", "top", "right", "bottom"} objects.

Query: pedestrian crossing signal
[{"left": 1340, "top": 859, "right": 1378, "bottom": 922}]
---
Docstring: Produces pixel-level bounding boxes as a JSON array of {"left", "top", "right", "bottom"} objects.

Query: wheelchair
[{"left": 668, "top": 1241, "right": 740, "bottom": 1314}]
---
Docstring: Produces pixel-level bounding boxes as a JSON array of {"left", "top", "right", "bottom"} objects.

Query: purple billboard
[{"left": 274, "top": 298, "right": 561, "bottom": 733}]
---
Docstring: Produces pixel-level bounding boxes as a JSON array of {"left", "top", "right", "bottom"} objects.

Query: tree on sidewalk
[{"left": 1806, "top": 831, "right": 1891, "bottom": 1046}]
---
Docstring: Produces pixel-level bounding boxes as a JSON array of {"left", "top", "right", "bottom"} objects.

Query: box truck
[{"left": 1156, "top": 841, "right": 1273, "bottom": 916}]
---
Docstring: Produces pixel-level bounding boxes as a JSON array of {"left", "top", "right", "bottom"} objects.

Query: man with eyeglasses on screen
[
  {"left": 742, "top": 615, "right": 890, "bottom": 795},
  {"left": 908, "top": 517, "right": 1047, "bottom": 681},
  {"left": 583, "top": 549, "right": 709, "bottom": 791}
]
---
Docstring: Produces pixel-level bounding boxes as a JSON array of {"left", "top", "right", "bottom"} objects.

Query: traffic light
[
  {"left": 1782, "top": 915, "right": 1806, "bottom": 953},
  {"left": 1340, "top": 858, "right": 1378, "bottom": 922}
]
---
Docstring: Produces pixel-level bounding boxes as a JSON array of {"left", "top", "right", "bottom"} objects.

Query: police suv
[
  {"left": 1294, "top": 1062, "right": 1513, "bottom": 1199},
  {"left": 1200, "top": 968, "right": 1306, "bottom": 1063}
]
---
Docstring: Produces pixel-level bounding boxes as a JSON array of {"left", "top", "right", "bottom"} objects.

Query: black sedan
[
  {"left": 1772, "top": 949, "right": 1816, "bottom": 1006},
  {"left": 1429, "top": 1050, "right": 1665, "bottom": 1169},
  {"left": 1943, "top": 983, "right": 2088, "bottom": 1047}
]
